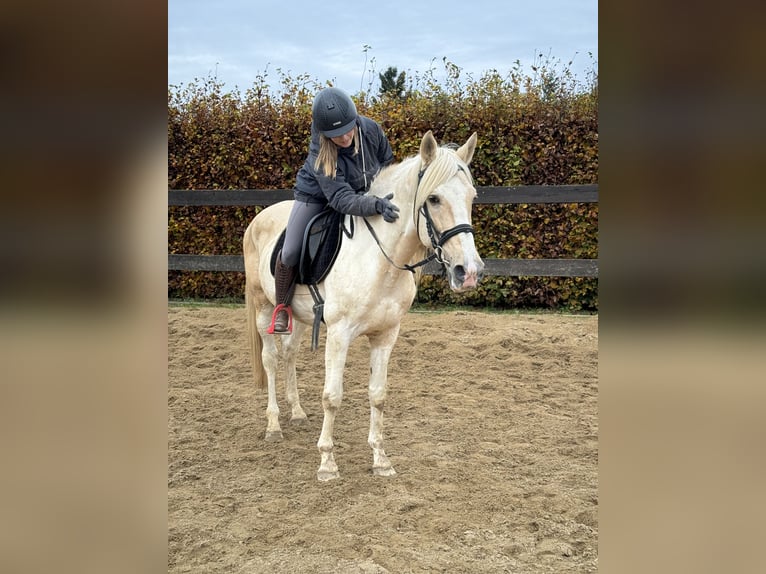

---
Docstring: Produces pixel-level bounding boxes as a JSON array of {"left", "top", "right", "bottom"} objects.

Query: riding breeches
[{"left": 281, "top": 200, "right": 327, "bottom": 267}]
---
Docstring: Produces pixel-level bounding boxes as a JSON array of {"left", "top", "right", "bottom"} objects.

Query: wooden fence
[{"left": 168, "top": 185, "right": 598, "bottom": 278}]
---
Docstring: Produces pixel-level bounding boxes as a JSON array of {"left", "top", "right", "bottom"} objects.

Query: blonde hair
[{"left": 314, "top": 126, "right": 360, "bottom": 178}]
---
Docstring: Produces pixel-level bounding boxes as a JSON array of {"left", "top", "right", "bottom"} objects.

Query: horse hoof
[
  {"left": 317, "top": 469, "right": 340, "bottom": 482},
  {"left": 264, "top": 431, "right": 283, "bottom": 442},
  {"left": 373, "top": 466, "right": 397, "bottom": 478},
  {"left": 290, "top": 415, "right": 308, "bottom": 426}
]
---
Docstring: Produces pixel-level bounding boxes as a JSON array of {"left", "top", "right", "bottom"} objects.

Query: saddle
[
  {"left": 270, "top": 208, "right": 347, "bottom": 350},
  {"left": 270, "top": 208, "right": 343, "bottom": 284}
]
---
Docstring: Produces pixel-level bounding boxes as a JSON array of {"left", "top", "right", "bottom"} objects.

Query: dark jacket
[{"left": 293, "top": 115, "right": 394, "bottom": 214}]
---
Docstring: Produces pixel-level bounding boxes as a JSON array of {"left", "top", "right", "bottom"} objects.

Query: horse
[{"left": 243, "top": 130, "right": 484, "bottom": 481}]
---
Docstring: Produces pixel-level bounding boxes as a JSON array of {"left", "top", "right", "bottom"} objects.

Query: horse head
[{"left": 414, "top": 131, "right": 484, "bottom": 292}]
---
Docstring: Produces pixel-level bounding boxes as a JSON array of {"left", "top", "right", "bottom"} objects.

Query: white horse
[{"left": 243, "top": 130, "right": 484, "bottom": 481}]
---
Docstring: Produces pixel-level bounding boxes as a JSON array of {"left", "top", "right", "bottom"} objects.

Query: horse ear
[
  {"left": 456, "top": 132, "right": 478, "bottom": 165},
  {"left": 420, "top": 130, "right": 438, "bottom": 166}
]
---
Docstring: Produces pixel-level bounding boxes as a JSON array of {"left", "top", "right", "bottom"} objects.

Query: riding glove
[
  {"left": 375, "top": 193, "right": 400, "bottom": 223},
  {"left": 351, "top": 192, "right": 400, "bottom": 222}
]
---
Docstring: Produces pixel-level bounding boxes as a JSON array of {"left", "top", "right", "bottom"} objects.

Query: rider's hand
[{"left": 376, "top": 193, "right": 400, "bottom": 223}]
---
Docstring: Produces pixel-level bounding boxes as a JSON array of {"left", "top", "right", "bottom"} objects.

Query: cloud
[{"left": 168, "top": 0, "right": 598, "bottom": 93}]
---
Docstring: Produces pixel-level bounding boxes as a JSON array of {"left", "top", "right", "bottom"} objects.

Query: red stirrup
[{"left": 267, "top": 304, "right": 293, "bottom": 334}]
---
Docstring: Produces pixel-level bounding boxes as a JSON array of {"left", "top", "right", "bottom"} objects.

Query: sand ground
[{"left": 168, "top": 305, "right": 598, "bottom": 573}]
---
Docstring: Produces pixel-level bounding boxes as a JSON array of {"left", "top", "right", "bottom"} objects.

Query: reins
[{"left": 362, "top": 161, "right": 475, "bottom": 275}]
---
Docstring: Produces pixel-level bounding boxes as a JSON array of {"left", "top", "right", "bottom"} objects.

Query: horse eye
[{"left": 428, "top": 195, "right": 440, "bottom": 205}]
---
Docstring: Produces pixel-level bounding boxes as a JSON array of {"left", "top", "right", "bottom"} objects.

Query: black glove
[{"left": 375, "top": 193, "right": 400, "bottom": 223}]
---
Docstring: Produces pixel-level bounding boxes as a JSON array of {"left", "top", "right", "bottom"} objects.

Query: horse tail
[
  {"left": 245, "top": 290, "right": 267, "bottom": 390},
  {"left": 244, "top": 222, "right": 268, "bottom": 390}
]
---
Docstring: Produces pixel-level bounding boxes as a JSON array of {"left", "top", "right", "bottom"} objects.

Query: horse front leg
[
  {"left": 368, "top": 330, "right": 399, "bottom": 477},
  {"left": 316, "top": 330, "right": 351, "bottom": 481}
]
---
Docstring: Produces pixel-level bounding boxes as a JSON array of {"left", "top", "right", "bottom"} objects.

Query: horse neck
[{"left": 354, "top": 158, "right": 426, "bottom": 267}]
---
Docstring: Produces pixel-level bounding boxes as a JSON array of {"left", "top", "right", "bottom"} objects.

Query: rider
[{"left": 269, "top": 86, "right": 401, "bottom": 334}]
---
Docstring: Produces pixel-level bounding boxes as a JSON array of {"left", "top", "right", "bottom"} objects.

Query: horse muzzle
[{"left": 448, "top": 259, "right": 484, "bottom": 292}]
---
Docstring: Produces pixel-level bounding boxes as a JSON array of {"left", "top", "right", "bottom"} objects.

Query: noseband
[
  {"left": 363, "top": 162, "right": 475, "bottom": 275},
  {"left": 418, "top": 202, "right": 475, "bottom": 268}
]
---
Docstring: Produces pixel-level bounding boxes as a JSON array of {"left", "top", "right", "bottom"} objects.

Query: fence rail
[{"left": 168, "top": 185, "right": 598, "bottom": 278}]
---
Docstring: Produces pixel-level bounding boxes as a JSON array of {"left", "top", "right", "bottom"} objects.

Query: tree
[{"left": 378, "top": 66, "right": 407, "bottom": 100}]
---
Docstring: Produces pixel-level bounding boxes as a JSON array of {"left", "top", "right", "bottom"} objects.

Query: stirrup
[{"left": 267, "top": 304, "right": 293, "bottom": 334}]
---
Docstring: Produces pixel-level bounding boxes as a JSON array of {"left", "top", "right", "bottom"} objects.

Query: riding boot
[{"left": 268, "top": 252, "right": 297, "bottom": 334}]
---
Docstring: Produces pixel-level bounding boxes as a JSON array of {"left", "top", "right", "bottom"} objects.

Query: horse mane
[{"left": 373, "top": 142, "right": 472, "bottom": 197}]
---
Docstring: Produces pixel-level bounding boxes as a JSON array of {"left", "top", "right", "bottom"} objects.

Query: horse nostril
[{"left": 454, "top": 265, "right": 466, "bottom": 282}]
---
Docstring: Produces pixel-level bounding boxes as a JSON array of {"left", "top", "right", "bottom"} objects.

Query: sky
[{"left": 168, "top": 0, "right": 597, "bottom": 95}]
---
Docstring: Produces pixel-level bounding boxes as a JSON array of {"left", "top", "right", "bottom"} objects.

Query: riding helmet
[{"left": 312, "top": 87, "right": 358, "bottom": 138}]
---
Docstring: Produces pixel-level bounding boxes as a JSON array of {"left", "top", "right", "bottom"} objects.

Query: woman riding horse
[
  {"left": 244, "top": 128, "right": 483, "bottom": 479},
  {"left": 270, "top": 87, "right": 401, "bottom": 334}
]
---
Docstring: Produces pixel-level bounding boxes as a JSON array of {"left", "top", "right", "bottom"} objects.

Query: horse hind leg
[
  {"left": 244, "top": 276, "right": 282, "bottom": 441},
  {"left": 244, "top": 223, "right": 282, "bottom": 441},
  {"left": 281, "top": 320, "right": 308, "bottom": 425},
  {"left": 259, "top": 310, "right": 284, "bottom": 442}
]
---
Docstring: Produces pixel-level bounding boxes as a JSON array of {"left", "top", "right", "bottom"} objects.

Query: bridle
[{"left": 362, "top": 162, "right": 475, "bottom": 275}]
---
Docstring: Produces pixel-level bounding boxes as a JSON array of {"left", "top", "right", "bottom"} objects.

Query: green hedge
[{"left": 169, "top": 63, "right": 598, "bottom": 310}]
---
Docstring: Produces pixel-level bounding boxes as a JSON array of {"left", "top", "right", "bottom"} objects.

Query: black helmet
[{"left": 312, "top": 87, "right": 357, "bottom": 138}]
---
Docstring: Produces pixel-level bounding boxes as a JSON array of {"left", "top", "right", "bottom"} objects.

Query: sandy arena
[{"left": 168, "top": 305, "right": 598, "bottom": 573}]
